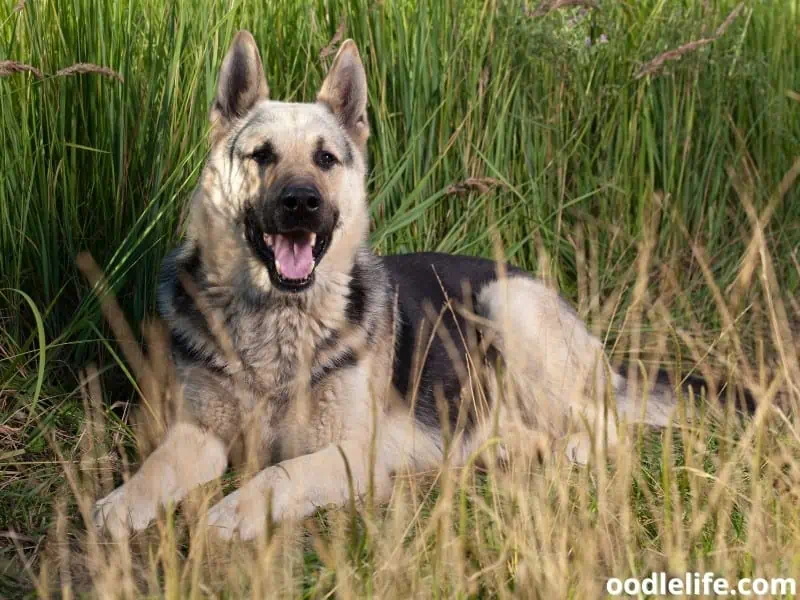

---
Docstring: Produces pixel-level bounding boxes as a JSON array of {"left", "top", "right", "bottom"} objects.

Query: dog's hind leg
[
  {"left": 475, "top": 275, "right": 621, "bottom": 464},
  {"left": 93, "top": 422, "right": 228, "bottom": 538}
]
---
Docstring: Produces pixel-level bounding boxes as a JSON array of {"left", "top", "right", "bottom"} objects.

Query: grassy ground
[{"left": 1, "top": 0, "right": 799, "bottom": 597}]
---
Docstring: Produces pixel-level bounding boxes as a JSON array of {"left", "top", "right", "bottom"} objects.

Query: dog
[{"left": 92, "top": 30, "right": 746, "bottom": 541}]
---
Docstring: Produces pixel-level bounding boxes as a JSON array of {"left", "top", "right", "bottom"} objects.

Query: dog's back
[
  {"left": 378, "top": 251, "right": 703, "bottom": 461},
  {"left": 376, "top": 252, "right": 619, "bottom": 453}
]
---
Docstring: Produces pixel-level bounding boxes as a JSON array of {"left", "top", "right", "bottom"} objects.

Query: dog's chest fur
[
  {"left": 216, "top": 279, "right": 354, "bottom": 400},
  {"left": 225, "top": 293, "right": 360, "bottom": 458},
  {"left": 158, "top": 245, "right": 375, "bottom": 445},
  {"left": 231, "top": 298, "right": 338, "bottom": 388}
]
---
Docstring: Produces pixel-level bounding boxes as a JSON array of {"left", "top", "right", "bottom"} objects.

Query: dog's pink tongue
[{"left": 272, "top": 234, "right": 314, "bottom": 280}]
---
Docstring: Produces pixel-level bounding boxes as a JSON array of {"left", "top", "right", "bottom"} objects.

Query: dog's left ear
[{"left": 317, "top": 40, "right": 369, "bottom": 148}]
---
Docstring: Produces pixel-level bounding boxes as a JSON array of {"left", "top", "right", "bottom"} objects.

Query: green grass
[{"left": 1, "top": 0, "right": 799, "bottom": 597}]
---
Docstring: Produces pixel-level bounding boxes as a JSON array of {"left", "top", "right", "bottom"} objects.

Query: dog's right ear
[{"left": 210, "top": 30, "right": 269, "bottom": 142}]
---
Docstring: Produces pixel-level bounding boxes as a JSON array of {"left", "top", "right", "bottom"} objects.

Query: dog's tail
[{"left": 613, "top": 367, "right": 757, "bottom": 428}]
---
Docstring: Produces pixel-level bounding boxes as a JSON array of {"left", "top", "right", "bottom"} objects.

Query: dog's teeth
[
  {"left": 275, "top": 259, "right": 282, "bottom": 274},
  {"left": 310, "top": 233, "right": 317, "bottom": 247}
]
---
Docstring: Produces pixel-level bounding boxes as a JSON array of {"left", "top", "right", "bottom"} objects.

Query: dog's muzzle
[{"left": 245, "top": 182, "right": 336, "bottom": 293}]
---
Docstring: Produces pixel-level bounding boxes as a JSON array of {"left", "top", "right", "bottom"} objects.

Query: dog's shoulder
[
  {"left": 157, "top": 244, "right": 191, "bottom": 320},
  {"left": 156, "top": 243, "right": 228, "bottom": 373},
  {"left": 342, "top": 246, "right": 391, "bottom": 331},
  {"left": 156, "top": 243, "right": 208, "bottom": 324}
]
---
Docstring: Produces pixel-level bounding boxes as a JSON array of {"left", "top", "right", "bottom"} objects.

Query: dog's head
[{"left": 189, "top": 30, "right": 370, "bottom": 295}]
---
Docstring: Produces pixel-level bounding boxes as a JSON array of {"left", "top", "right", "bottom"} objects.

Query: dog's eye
[
  {"left": 314, "top": 149, "right": 338, "bottom": 171},
  {"left": 250, "top": 143, "right": 277, "bottom": 166}
]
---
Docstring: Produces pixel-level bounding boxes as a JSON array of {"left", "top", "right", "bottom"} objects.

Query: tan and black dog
[{"left": 93, "top": 31, "right": 742, "bottom": 541}]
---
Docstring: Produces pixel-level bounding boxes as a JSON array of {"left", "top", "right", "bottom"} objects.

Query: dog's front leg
[
  {"left": 207, "top": 440, "right": 389, "bottom": 541},
  {"left": 93, "top": 422, "right": 228, "bottom": 538}
]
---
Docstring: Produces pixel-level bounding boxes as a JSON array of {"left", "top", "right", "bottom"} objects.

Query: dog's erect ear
[
  {"left": 210, "top": 30, "right": 269, "bottom": 141},
  {"left": 317, "top": 40, "right": 369, "bottom": 147}
]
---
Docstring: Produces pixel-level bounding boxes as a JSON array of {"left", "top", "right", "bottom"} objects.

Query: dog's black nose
[{"left": 279, "top": 185, "right": 321, "bottom": 213}]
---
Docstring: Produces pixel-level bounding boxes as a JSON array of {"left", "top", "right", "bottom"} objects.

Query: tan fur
[
  {"left": 476, "top": 276, "right": 620, "bottom": 457},
  {"left": 93, "top": 423, "right": 227, "bottom": 538}
]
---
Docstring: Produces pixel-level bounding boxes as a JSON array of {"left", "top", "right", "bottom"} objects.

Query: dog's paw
[
  {"left": 93, "top": 483, "right": 157, "bottom": 538},
  {"left": 207, "top": 477, "right": 276, "bottom": 541},
  {"left": 206, "top": 489, "right": 242, "bottom": 540},
  {"left": 207, "top": 486, "right": 267, "bottom": 541}
]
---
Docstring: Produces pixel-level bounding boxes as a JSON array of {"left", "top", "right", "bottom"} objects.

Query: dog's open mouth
[
  {"left": 248, "top": 226, "right": 332, "bottom": 293},
  {"left": 244, "top": 206, "right": 334, "bottom": 292},
  {"left": 264, "top": 231, "right": 319, "bottom": 283}
]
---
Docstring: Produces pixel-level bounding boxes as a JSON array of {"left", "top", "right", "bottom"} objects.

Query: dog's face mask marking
[
  {"left": 237, "top": 107, "right": 348, "bottom": 292},
  {"left": 200, "top": 31, "right": 370, "bottom": 294}
]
